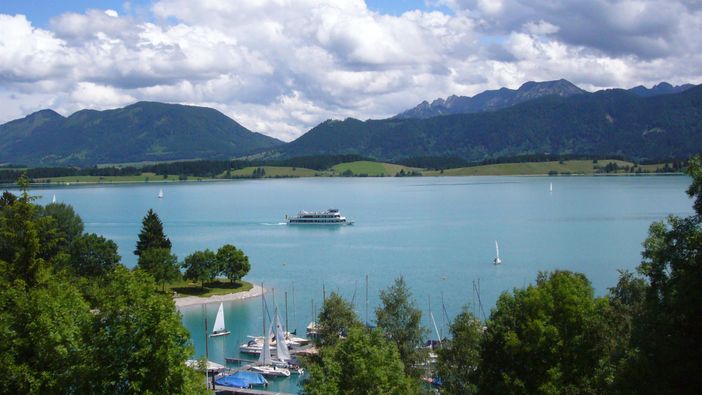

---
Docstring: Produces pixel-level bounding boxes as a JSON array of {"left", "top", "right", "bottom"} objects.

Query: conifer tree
[{"left": 134, "top": 209, "right": 171, "bottom": 256}]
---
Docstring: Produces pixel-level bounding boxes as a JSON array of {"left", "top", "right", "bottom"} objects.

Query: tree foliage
[
  {"left": 479, "top": 271, "right": 609, "bottom": 394},
  {"left": 375, "top": 276, "right": 425, "bottom": 376},
  {"left": 134, "top": 209, "right": 172, "bottom": 257},
  {"left": 317, "top": 292, "right": 360, "bottom": 346},
  {"left": 138, "top": 247, "right": 180, "bottom": 291},
  {"left": 216, "top": 244, "right": 250, "bottom": 283},
  {"left": 68, "top": 233, "right": 120, "bottom": 277},
  {"left": 304, "top": 326, "right": 419, "bottom": 395},
  {"left": 182, "top": 249, "right": 218, "bottom": 288},
  {"left": 437, "top": 308, "right": 483, "bottom": 394},
  {"left": 84, "top": 267, "right": 201, "bottom": 393},
  {"left": 0, "top": 181, "right": 202, "bottom": 394}
]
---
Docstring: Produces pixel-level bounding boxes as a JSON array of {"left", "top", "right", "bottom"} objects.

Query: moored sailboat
[{"left": 210, "top": 303, "right": 230, "bottom": 337}]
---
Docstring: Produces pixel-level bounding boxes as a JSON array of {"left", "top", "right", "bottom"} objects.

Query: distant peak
[{"left": 27, "top": 109, "right": 64, "bottom": 119}]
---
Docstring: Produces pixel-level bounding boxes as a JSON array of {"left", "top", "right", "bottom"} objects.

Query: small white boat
[
  {"left": 210, "top": 303, "right": 231, "bottom": 337},
  {"left": 549, "top": 182, "right": 553, "bottom": 193},
  {"left": 52, "top": 194, "right": 56, "bottom": 203},
  {"left": 158, "top": 189, "right": 164, "bottom": 199},
  {"left": 493, "top": 240, "right": 502, "bottom": 265},
  {"left": 249, "top": 364, "right": 291, "bottom": 377}
]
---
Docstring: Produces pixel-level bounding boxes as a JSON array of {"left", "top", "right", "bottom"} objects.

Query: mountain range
[
  {"left": 0, "top": 101, "right": 282, "bottom": 166},
  {"left": 278, "top": 84, "right": 702, "bottom": 162},
  {"left": 0, "top": 80, "right": 700, "bottom": 166},
  {"left": 394, "top": 80, "right": 694, "bottom": 119}
]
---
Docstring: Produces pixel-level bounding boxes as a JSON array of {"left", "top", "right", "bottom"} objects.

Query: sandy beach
[{"left": 174, "top": 283, "right": 264, "bottom": 308}]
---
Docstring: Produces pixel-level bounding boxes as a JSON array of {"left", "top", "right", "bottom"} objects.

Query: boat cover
[
  {"left": 232, "top": 371, "right": 268, "bottom": 386},
  {"left": 215, "top": 375, "right": 248, "bottom": 388}
]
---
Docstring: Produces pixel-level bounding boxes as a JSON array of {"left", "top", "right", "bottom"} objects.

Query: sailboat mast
[{"left": 285, "top": 291, "right": 289, "bottom": 333}]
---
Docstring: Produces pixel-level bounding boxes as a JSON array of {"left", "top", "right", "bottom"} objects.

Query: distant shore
[{"left": 174, "top": 283, "right": 264, "bottom": 308}]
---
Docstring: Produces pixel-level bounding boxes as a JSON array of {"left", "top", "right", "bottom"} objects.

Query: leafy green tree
[
  {"left": 618, "top": 158, "right": 702, "bottom": 393},
  {"left": 304, "top": 326, "right": 419, "bottom": 395},
  {"left": 137, "top": 247, "right": 180, "bottom": 291},
  {"left": 68, "top": 233, "right": 121, "bottom": 277},
  {"left": 317, "top": 292, "right": 360, "bottom": 346},
  {"left": 134, "top": 209, "right": 171, "bottom": 257},
  {"left": 479, "top": 270, "right": 609, "bottom": 394},
  {"left": 39, "top": 202, "right": 84, "bottom": 247},
  {"left": 216, "top": 244, "right": 250, "bottom": 283},
  {"left": 0, "top": 175, "right": 44, "bottom": 286},
  {"left": 182, "top": 249, "right": 218, "bottom": 288},
  {"left": 0, "top": 275, "right": 92, "bottom": 394},
  {"left": 437, "top": 308, "right": 483, "bottom": 394},
  {"left": 83, "top": 266, "right": 202, "bottom": 393},
  {"left": 375, "top": 276, "right": 425, "bottom": 376}
]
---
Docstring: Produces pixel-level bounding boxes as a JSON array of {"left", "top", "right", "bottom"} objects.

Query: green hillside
[
  {"left": 0, "top": 102, "right": 282, "bottom": 166},
  {"left": 280, "top": 86, "right": 702, "bottom": 162}
]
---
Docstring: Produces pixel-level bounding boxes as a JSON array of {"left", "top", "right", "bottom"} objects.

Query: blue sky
[{"left": 0, "top": 0, "right": 699, "bottom": 140}]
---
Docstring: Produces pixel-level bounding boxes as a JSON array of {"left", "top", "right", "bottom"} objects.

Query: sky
[{"left": 1, "top": 0, "right": 700, "bottom": 141}]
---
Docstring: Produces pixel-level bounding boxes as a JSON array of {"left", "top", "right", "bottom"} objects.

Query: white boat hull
[
  {"left": 210, "top": 330, "right": 231, "bottom": 337},
  {"left": 249, "top": 365, "right": 291, "bottom": 377}
]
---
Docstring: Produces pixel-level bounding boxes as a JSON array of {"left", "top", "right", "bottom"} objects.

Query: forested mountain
[
  {"left": 628, "top": 82, "right": 695, "bottom": 97},
  {"left": 395, "top": 79, "right": 587, "bottom": 119},
  {"left": 280, "top": 85, "right": 702, "bottom": 162},
  {"left": 0, "top": 102, "right": 282, "bottom": 166}
]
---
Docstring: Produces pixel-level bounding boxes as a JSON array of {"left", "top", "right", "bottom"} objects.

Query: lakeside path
[{"left": 174, "top": 283, "right": 264, "bottom": 308}]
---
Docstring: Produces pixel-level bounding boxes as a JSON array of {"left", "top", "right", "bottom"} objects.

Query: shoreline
[
  {"left": 174, "top": 283, "right": 264, "bottom": 308},
  {"left": 7, "top": 171, "right": 686, "bottom": 188}
]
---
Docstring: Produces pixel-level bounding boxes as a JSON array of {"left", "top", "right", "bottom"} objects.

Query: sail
[
  {"left": 213, "top": 303, "right": 226, "bottom": 333},
  {"left": 495, "top": 240, "right": 500, "bottom": 259},
  {"left": 258, "top": 324, "right": 273, "bottom": 365},
  {"left": 158, "top": 189, "right": 164, "bottom": 198},
  {"left": 52, "top": 194, "right": 56, "bottom": 203},
  {"left": 273, "top": 308, "right": 291, "bottom": 361}
]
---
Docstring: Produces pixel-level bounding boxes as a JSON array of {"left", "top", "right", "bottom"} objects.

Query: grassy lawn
[
  {"left": 229, "top": 166, "right": 322, "bottom": 178},
  {"left": 423, "top": 159, "right": 644, "bottom": 176},
  {"left": 331, "top": 161, "right": 418, "bottom": 176},
  {"left": 167, "top": 279, "right": 254, "bottom": 298}
]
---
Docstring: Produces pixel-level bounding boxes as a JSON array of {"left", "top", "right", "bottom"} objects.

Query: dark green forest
[{"left": 281, "top": 86, "right": 702, "bottom": 162}]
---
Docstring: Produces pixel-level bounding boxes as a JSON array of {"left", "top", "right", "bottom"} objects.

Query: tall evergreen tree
[{"left": 134, "top": 209, "right": 171, "bottom": 257}]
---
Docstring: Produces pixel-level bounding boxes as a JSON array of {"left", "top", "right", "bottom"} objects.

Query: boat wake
[{"left": 261, "top": 222, "right": 288, "bottom": 226}]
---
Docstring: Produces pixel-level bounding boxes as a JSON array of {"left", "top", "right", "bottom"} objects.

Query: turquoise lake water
[{"left": 24, "top": 175, "right": 693, "bottom": 393}]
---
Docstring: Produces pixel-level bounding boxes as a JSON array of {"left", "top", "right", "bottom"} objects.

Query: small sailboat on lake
[
  {"left": 493, "top": 240, "right": 502, "bottom": 265},
  {"left": 549, "top": 182, "right": 553, "bottom": 193},
  {"left": 158, "top": 189, "right": 164, "bottom": 199},
  {"left": 52, "top": 194, "right": 56, "bottom": 203},
  {"left": 210, "top": 303, "right": 230, "bottom": 337}
]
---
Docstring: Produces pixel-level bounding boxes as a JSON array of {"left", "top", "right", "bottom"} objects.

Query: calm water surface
[{"left": 26, "top": 176, "right": 692, "bottom": 392}]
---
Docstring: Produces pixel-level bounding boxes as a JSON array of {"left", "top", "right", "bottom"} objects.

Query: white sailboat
[
  {"left": 493, "top": 240, "right": 502, "bottom": 265},
  {"left": 549, "top": 182, "right": 553, "bottom": 193},
  {"left": 52, "top": 194, "right": 56, "bottom": 203},
  {"left": 248, "top": 291, "right": 291, "bottom": 377},
  {"left": 209, "top": 303, "right": 230, "bottom": 337},
  {"left": 158, "top": 189, "right": 164, "bottom": 199}
]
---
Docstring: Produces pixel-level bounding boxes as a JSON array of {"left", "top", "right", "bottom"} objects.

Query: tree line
[{"left": 303, "top": 157, "right": 702, "bottom": 394}]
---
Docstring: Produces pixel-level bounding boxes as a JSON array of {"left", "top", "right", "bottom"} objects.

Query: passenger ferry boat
[{"left": 286, "top": 209, "right": 353, "bottom": 225}]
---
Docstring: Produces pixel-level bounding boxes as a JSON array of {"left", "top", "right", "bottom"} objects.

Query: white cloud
[{"left": 0, "top": 1, "right": 700, "bottom": 141}]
